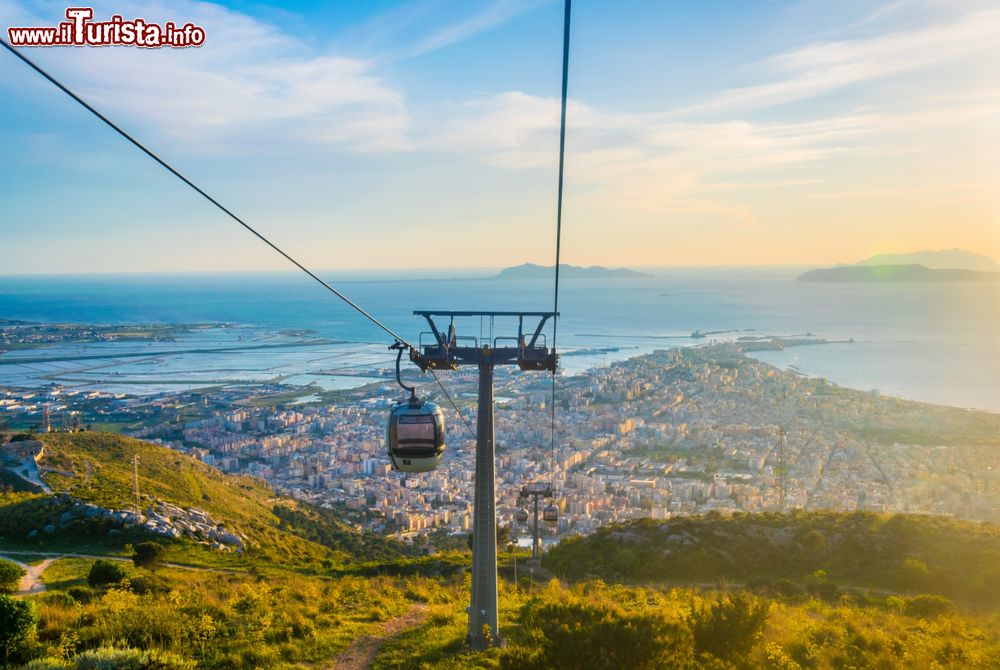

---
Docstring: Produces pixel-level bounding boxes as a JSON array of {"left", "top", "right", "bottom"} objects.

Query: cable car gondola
[
  {"left": 542, "top": 504, "right": 559, "bottom": 524},
  {"left": 386, "top": 343, "right": 446, "bottom": 473},
  {"left": 516, "top": 508, "right": 529, "bottom": 524},
  {"left": 386, "top": 397, "right": 445, "bottom": 473}
]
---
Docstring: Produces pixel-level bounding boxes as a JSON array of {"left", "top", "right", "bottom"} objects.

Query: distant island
[
  {"left": 798, "top": 264, "right": 1000, "bottom": 283},
  {"left": 853, "top": 249, "right": 999, "bottom": 272},
  {"left": 496, "top": 263, "right": 651, "bottom": 279}
]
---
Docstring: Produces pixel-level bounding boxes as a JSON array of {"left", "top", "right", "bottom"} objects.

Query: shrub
[
  {"left": 689, "top": 593, "right": 770, "bottom": 664},
  {"left": 74, "top": 647, "right": 147, "bottom": 670},
  {"left": 904, "top": 594, "right": 954, "bottom": 619},
  {"left": 773, "top": 579, "right": 801, "bottom": 598},
  {"left": 87, "top": 560, "right": 127, "bottom": 589},
  {"left": 67, "top": 587, "right": 92, "bottom": 603},
  {"left": 71, "top": 647, "right": 193, "bottom": 670},
  {"left": 23, "top": 659, "right": 69, "bottom": 670},
  {"left": 131, "top": 542, "right": 165, "bottom": 572},
  {"left": 0, "top": 594, "right": 37, "bottom": 662},
  {"left": 816, "top": 582, "right": 840, "bottom": 602},
  {"left": 502, "top": 593, "right": 695, "bottom": 670},
  {"left": 0, "top": 558, "right": 26, "bottom": 593}
]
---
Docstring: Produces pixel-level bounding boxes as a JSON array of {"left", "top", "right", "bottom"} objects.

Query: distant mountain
[
  {"left": 855, "top": 249, "right": 999, "bottom": 271},
  {"left": 798, "top": 264, "right": 1000, "bottom": 282},
  {"left": 497, "top": 263, "right": 651, "bottom": 279}
]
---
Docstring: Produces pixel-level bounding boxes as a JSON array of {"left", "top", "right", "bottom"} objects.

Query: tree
[
  {"left": 87, "top": 559, "right": 127, "bottom": 588},
  {"left": 0, "top": 559, "right": 26, "bottom": 594},
  {"left": 132, "top": 541, "right": 166, "bottom": 572},
  {"left": 0, "top": 594, "right": 37, "bottom": 662}
]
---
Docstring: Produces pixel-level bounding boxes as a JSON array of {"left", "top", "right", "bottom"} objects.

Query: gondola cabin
[
  {"left": 542, "top": 504, "right": 559, "bottom": 523},
  {"left": 386, "top": 399, "right": 446, "bottom": 473},
  {"left": 516, "top": 508, "right": 529, "bottom": 524}
]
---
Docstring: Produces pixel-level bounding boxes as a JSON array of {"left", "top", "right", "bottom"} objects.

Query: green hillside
[
  {"left": 5, "top": 435, "right": 1000, "bottom": 669},
  {"left": 0, "top": 432, "right": 412, "bottom": 566},
  {"left": 544, "top": 511, "right": 1000, "bottom": 605}
]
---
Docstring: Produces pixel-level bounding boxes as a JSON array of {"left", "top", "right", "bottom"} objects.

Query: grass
[
  {"left": 39, "top": 557, "right": 100, "bottom": 590},
  {"left": 27, "top": 432, "right": 394, "bottom": 567},
  {"left": 23, "top": 556, "right": 448, "bottom": 670},
  {"left": 372, "top": 579, "right": 1000, "bottom": 670}
]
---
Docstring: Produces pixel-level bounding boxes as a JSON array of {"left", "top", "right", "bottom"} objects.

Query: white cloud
[{"left": 2, "top": 0, "right": 409, "bottom": 151}]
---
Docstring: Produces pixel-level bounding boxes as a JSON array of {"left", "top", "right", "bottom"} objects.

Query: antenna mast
[{"left": 133, "top": 454, "right": 141, "bottom": 515}]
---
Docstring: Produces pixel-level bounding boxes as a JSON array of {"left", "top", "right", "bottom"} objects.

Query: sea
[{"left": 0, "top": 268, "right": 997, "bottom": 413}]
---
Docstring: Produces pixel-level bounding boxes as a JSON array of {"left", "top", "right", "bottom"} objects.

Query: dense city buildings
[{"left": 4, "top": 340, "right": 999, "bottom": 549}]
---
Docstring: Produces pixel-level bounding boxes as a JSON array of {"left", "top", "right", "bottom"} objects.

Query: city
[{"left": 5, "top": 336, "right": 997, "bottom": 550}]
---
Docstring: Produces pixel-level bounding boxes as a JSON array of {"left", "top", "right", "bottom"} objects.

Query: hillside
[
  {"left": 544, "top": 511, "right": 1000, "bottom": 606},
  {"left": 798, "top": 264, "right": 1000, "bottom": 282},
  {"left": 0, "top": 432, "right": 411, "bottom": 565}
]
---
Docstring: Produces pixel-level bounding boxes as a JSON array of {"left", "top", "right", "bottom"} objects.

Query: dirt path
[
  {"left": 0, "top": 555, "right": 54, "bottom": 595},
  {"left": 0, "top": 549, "right": 245, "bottom": 575},
  {"left": 327, "top": 604, "right": 429, "bottom": 670}
]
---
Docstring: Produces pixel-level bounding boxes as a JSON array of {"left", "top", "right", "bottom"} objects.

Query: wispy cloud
[
  {"left": 682, "top": 6, "right": 1000, "bottom": 115},
  {"left": 398, "top": 0, "right": 549, "bottom": 59},
  {"left": 420, "top": 85, "right": 999, "bottom": 215}
]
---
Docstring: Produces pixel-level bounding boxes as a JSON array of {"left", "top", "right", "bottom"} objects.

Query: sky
[{"left": 0, "top": 0, "right": 998, "bottom": 273}]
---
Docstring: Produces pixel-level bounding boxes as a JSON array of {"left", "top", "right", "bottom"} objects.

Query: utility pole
[
  {"left": 778, "top": 427, "right": 786, "bottom": 513},
  {"left": 133, "top": 454, "right": 141, "bottom": 515},
  {"left": 412, "top": 310, "right": 556, "bottom": 651},
  {"left": 520, "top": 483, "right": 553, "bottom": 559}
]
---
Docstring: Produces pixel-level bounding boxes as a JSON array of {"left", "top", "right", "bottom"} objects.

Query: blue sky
[{"left": 1, "top": 0, "right": 997, "bottom": 272}]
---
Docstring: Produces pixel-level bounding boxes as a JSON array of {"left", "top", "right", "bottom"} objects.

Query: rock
[
  {"left": 60, "top": 511, "right": 74, "bottom": 525},
  {"left": 217, "top": 531, "right": 245, "bottom": 548},
  {"left": 43, "top": 524, "right": 56, "bottom": 535}
]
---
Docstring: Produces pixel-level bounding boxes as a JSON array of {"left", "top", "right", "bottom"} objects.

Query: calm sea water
[{"left": 1, "top": 268, "right": 997, "bottom": 412}]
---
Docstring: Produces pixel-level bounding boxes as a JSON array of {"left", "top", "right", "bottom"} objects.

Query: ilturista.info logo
[{"left": 7, "top": 7, "right": 206, "bottom": 48}]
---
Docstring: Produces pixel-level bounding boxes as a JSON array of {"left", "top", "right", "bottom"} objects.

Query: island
[
  {"left": 854, "top": 249, "right": 999, "bottom": 271},
  {"left": 496, "top": 262, "right": 651, "bottom": 279},
  {"left": 797, "top": 264, "right": 1000, "bottom": 282}
]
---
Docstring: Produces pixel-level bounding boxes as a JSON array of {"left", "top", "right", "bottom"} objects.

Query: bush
[
  {"left": 502, "top": 593, "right": 695, "bottom": 670},
  {"left": 689, "top": 593, "right": 770, "bottom": 664},
  {"left": 67, "top": 587, "right": 92, "bottom": 603},
  {"left": 23, "top": 659, "right": 69, "bottom": 670},
  {"left": 904, "top": 594, "right": 954, "bottom": 619},
  {"left": 71, "top": 647, "right": 193, "bottom": 670},
  {"left": 0, "top": 558, "right": 26, "bottom": 593},
  {"left": 0, "top": 594, "right": 37, "bottom": 661},
  {"left": 131, "top": 542, "right": 165, "bottom": 572},
  {"left": 773, "top": 579, "right": 801, "bottom": 598},
  {"left": 87, "top": 560, "right": 127, "bottom": 589},
  {"left": 74, "top": 647, "right": 147, "bottom": 670}
]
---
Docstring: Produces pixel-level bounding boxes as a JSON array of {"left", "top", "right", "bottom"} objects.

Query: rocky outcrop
[{"left": 23, "top": 493, "right": 250, "bottom": 553}]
